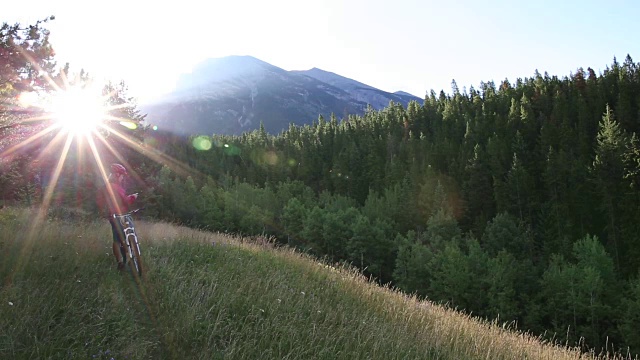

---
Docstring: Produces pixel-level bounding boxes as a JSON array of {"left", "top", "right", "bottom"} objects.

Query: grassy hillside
[{"left": 0, "top": 207, "right": 621, "bottom": 359}]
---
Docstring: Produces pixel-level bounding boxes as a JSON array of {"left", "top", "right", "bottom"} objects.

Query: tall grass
[{"left": 0, "top": 207, "right": 628, "bottom": 359}]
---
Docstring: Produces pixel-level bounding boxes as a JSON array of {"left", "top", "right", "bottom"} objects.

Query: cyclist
[{"left": 97, "top": 163, "right": 138, "bottom": 270}]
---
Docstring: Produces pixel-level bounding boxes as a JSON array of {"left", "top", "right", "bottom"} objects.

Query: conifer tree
[{"left": 591, "top": 105, "right": 628, "bottom": 269}]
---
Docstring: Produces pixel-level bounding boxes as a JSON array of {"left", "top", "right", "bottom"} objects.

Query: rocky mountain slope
[{"left": 141, "top": 56, "right": 422, "bottom": 136}]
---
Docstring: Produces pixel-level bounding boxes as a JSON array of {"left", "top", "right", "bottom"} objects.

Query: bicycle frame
[
  {"left": 115, "top": 214, "right": 140, "bottom": 255},
  {"left": 113, "top": 208, "right": 143, "bottom": 275}
]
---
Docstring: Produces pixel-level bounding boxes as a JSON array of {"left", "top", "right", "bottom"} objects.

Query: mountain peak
[
  {"left": 176, "top": 55, "right": 285, "bottom": 91},
  {"left": 143, "top": 56, "right": 422, "bottom": 136},
  {"left": 196, "top": 55, "right": 274, "bottom": 68},
  {"left": 294, "top": 67, "right": 376, "bottom": 91}
]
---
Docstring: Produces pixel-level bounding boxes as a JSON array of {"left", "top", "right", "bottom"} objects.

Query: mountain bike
[{"left": 113, "top": 208, "right": 144, "bottom": 276}]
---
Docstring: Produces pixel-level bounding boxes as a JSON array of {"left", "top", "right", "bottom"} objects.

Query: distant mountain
[
  {"left": 394, "top": 90, "right": 421, "bottom": 98},
  {"left": 292, "top": 68, "right": 422, "bottom": 110},
  {"left": 141, "top": 56, "right": 423, "bottom": 136}
]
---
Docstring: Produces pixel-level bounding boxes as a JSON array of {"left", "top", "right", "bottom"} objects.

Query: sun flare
[{"left": 47, "top": 87, "right": 107, "bottom": 135}]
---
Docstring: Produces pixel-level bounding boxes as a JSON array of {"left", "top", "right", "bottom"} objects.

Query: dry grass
[
  {"left": 141, "top": 218, "right": 613, "bottom": 360},
  {"left": 0, "top": 207, "right": 629, "bottom": 359}
]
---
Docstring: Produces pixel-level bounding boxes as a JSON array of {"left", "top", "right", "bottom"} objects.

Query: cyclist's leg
[{"left": 108, "top": 217, "right": 126, "bottom": 267}]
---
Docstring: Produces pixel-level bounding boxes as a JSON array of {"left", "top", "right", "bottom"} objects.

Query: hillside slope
[{"left": 0, "top": 208, "right": 611, "bottom": 359}]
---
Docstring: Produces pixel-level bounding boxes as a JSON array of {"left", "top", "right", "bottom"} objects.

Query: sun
[{"left": 47, "top": 86, "right": 107, "bottom": 135}]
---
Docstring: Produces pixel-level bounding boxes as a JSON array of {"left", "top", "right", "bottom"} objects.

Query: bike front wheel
[{"left": 128, "top": 236, "right": 143, "bottom": 276}]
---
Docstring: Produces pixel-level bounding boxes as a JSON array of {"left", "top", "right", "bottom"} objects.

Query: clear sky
[{"left": 4, "top": 0, "right": 640, "bottom": 103}]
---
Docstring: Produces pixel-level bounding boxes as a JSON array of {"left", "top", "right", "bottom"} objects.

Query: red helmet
[{"left": 110, "top": 163, "right": 128, "bottom": 176}]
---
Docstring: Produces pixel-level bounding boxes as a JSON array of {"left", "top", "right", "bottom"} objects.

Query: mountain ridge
[{"left": 141, "top": 56, "right": 423, "bottom": 136}]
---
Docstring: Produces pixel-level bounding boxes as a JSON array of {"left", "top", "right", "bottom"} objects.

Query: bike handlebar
[{"left": 113, "top": 207, "right": 145, "bottom": 217}]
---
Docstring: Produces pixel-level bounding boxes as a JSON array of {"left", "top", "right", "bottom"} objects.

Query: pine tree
[
  {"left": 462, "top": 143, "right": 494, "bottom": 236},
  {"left": 591, "top": 105, "right": 628, "bottom": 269},
  {"left": 505, "top": 152, "right": 534, "bottom": 223}
]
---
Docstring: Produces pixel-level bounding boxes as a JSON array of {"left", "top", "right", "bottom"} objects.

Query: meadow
[{"left": 0, "top": 207, "right": 623, "bottom": 359}]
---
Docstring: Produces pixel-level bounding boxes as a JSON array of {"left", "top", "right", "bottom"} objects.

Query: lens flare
[
  {"left": 263, "top": 151, "right": 278, "bottom": 165},
  {"left": 119, "top": 121, "right": 138, "bottom": 130},
  {"left": 193, "top": 136, "right": 212, "bottom": 151},
  {"left": 1, "top": 55, "right": 212, "bottom": 290},
  {"left": 47, "top": 87, "right": 106, "bottom": 135}
]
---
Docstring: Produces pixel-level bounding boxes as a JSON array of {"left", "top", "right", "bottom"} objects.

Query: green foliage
[
  {"left": 540, "top": 235, "right": 620, "bottom": 350},
  {"left": 424, "top": 209, "right": 462, "bottom": 249},
  {"left": 196, "top": 182, "right": 224, "bottom": 230},
  {"left": 347, "top": 215, "right": 394, "bottom": 281},
  {"left": 590, "top": 106, "right": 632, "bottom": 271},
  {"left": 482, "top": 213, "right": 534, "bottom": 260},
  {"left": 505, "top": 152, "right": 535, "bottom": 224},
  {"left": 624, "top": 133, "right": 640, "bottom": 188},
  {"left": 485, "top": 251, "right": 520, "bottom": 322},
  {"left": 392, "top": 231, "right": 432, "bottom": 297},
  {"left": 300, "top": 206, "right": 326, "bottom": 254},
  {"left": 428, "top": 241, "right": 473, "bottom": 309},
  {"left": 321, "top": 207, "right": 358, "bottom": 260},
  {"left": 282, "top": 197, "right": 307, "bottom": 244},
  {"left": 0, "top": 17, "right": 56, "bottom": 97},
  {"left": 619, "top": 273, "right": 640, "bottom": 352},
  {"left": 462, "top": 143, "right": 494, "bottom": 235},
  {"left": 240, "top": 204, "right": 272, "bottom": 235},
  {"left": 15, "top": 180, "right": 38, "bottom": 206},
  {"left": 275, "top": 180, "right": 316, "bottom": 208}
]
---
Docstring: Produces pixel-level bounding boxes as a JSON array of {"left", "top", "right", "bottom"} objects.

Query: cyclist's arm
[
  {"left": 114, "top": 185, "right": 136, "bottom": 206},
  {"left": 125, "top": 192, "right": 138, "bottom": 204}
]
